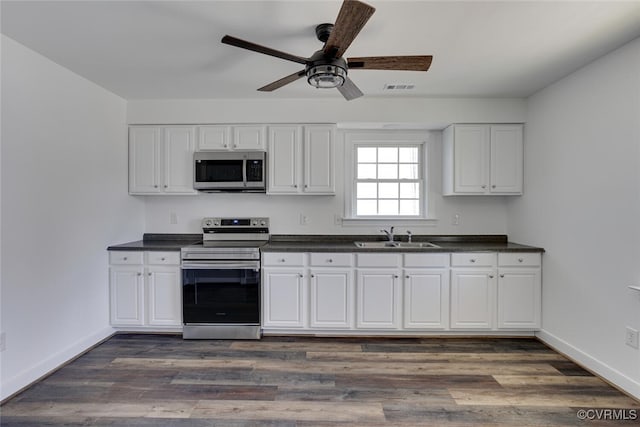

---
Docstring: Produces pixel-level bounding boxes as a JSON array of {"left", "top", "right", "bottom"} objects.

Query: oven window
[
  {"left": 195, "top": 160, "right": 244, "bottom": 183},
  {"left": 182, "top": 269, "right": 260, "bottom": 324}
]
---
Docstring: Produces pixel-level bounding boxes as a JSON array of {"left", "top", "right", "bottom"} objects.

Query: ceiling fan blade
[
  {"left": 348, "top": 56, "right": 433, "bottom": 72},
  {"left": 324, "top": 0, "right": 376, "bottom": 58},
  {"left": 338, "top": 76, "right": 364, "bottom": 101},
  {"left": 258, "top": 70, "right": 306, "bottom": 92},
  {"left": 221, "top": 35, "right": 308, "bottom": 65}
]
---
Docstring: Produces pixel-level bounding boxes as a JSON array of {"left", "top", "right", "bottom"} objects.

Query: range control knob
[
  {"left": 204, "top": 219, "right": 213, "bottom": 227},
  {"left": 252, "top": 220, "right": 258, "bottom": 226},
  {"left": 260, "top": 220, "right": 266, "bottom": 226},
  {"left": 213, "top": 221, "right": 220, "bottom": 226}
]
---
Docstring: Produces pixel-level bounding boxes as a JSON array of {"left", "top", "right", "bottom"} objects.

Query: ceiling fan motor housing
[{"left": 306, "top": 50, "right": 348, "bottom": 88}]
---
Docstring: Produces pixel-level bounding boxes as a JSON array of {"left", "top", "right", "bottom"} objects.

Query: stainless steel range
[{"left": 181, "top": 217, "right": 269, "bottom": 339}]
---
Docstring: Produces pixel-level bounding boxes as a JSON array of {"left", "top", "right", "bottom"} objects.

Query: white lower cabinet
[
  {"left": 262, "top": 269, "right": 306, "bottom": 328},
  {"left": 109, "top": 251, "right": 182, "bottom": 329},
  {"left": 261, "top": 250, "right": 541, "bottom": 334},
  {"left": 356, "top": 269, "right": 401, "bottom": 329},
  {"left": 310, "top": 269, "right": 353, "bottom": 328},
  {"left": 497, "top": 253, "right": 542, "bottom": 329}
]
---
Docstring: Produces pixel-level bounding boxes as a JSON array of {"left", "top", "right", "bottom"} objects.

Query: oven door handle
[{"left": 181, "top": 261, "right": 260, "bottom": 270}]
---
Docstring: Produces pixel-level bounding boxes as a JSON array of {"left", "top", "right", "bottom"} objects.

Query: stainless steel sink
[{"left": 354, "top": 241, "right": 440, "bottom": 249}]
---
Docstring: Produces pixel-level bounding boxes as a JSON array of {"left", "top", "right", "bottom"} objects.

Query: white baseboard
[
  {"left": 0, "top": 326, "right": 115, "bottom": 402},
  {"left": 536, "top": 329, "right": 640, "bottom": 400}
]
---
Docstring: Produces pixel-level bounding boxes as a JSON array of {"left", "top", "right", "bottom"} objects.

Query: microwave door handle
[{"left": 243, "top": 159, "right": 248, "bottom": 187}]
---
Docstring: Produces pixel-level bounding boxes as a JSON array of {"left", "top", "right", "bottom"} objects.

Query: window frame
[{"left": 343, "top": 130, "right": 437, "bottom": 224}]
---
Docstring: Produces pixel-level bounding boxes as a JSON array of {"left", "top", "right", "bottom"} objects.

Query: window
[
  {"left": 355, "top": 145, "right": 422, "bottom": 216},
  {"left": 343, "top": 131, "right": 432, "bottom": 222}
]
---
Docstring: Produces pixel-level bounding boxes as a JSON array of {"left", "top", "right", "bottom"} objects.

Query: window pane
[
  {"left": 399, "top": 147, "right": 419, "bottom": 163},
  {"left": 378, "top": 147, "right": 398, "bottom": 163},
  {"left": 399, "top": 199, "right": 420, "bottom": 215},
  {"left": 357, "top": 199, "right": 378, "bottom": 216},
  {"left": 378, "top": 164, "right": 397, "bottom": 179},
  {"left": 378, "top": 182, "right": 398, "bottom": 198},
  {"left": 379, "top": 199, "right": 398, "bottom": 215},
  {"left": 357, "top": 182, "right": 377, "bottom": 198},
  {"left": 358, "top": 163, "right": 377, "bottom": 179},
  {"left": 400, "top": 182, "right": 420, "bottom": 198},
  {"left": 358, "top": 147, "right": 377, "bottom": 163},
  {"left": 399, "top": 164, "right": 418, "bottom": 179}
]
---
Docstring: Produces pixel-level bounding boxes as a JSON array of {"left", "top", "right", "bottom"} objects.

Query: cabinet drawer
[
  {"left": 263, "top": 252, "right": 305, "bottom": 266},
  {"left": 109, "top": 251, "right": 143, "bottom": 265},
  {"left": 356, "top": 253, "right": 401, "bottom": 268},
  {"left": 309, "top": 253, "right": 353, "bottom": 267},
  {"left": 146, "top": 251, "right": 180, "bottom": 265},
  {"left": 404, "top": 253, "right": 450, "bottom": 268},
  {"left": 451, "top": 253, "right": 496, "bottom": 267},
  {"left": 498, "top": 252, "right": 541, "bottom": 267}
]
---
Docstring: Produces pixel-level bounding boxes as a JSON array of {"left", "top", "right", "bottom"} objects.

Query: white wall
[
  {"left": 131, "top": 98, "right": 525, "bottom": 236},
  {"left": 507, "top": 37, "right": 640, "bottom": 397},
  {"left": 0, "top": 36, "right": 145, "bottom": 400}
]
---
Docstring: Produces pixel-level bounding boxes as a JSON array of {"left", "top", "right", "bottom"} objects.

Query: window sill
[{"left": 341, "top": 217, "right": 439, "bottom": 227}]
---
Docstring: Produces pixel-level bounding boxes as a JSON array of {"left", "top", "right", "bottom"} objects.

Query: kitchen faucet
[{"left": 380, "top": 226, "right": 395, "bottom": 242}]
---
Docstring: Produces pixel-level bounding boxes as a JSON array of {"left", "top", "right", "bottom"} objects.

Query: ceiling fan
[{"left": 221, "top": 0, "right": 433, "bottom": 101}]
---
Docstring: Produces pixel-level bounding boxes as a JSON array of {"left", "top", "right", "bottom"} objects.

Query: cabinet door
[
  {"left": 146, "top": 266, "right": 182, "bottom": 326},
  {"left": 356, "top": 269, "right": 400, "bottom": 329},
  {"left": 303, "top": 126, "right": 335, "bottom": 194},
  {"left": 163, "top": 127, "right": 196, "bottom": 194},
  {"left": 110, "top": 266, "right": 144, "bottom": 326},
  {"left": 490, "top": 125, "right": 523, "bottom": 194},
  {"left": 403, "top": 269, "right": 449, "bottom": 329},
  {"left": 497, "top": 268, "right": 541, "bottom": 329},
  {"left": 234, "top": 125, "right": 266, "bottom": 150},
  {"left": 453, "top": 125, "right": 489, "bottom": 194},
  {"left": 450, "top": 269, "right": 495, "bottom": 329},
  {"left": 262, "top": 269, "right": 305, "bottom": 328},
  {"left": 129, "top": 127, "right": 161, "bottom": 194},
  {"left": 310, "top": 269, "right": 353, "bottom": 328},
  {"left": 268, "top": 126, "right": 301, "bottom": 193},
  {"left": 198, "top": 126, "right": 231, "bottom": 150}
]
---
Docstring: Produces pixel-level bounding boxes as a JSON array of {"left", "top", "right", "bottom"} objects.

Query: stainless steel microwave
[{"left": 194, "top": 151, "right": 266, "bottom": 192}]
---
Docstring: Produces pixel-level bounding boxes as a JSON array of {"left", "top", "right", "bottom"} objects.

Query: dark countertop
[
  {"left": 107, "top": 234, "right": 201, "bottom": 251},
  {"left": 263, "top": 235, "right": 544, "bottom": 253},
  {"left": 108, "top": 234, "right": 544, "bottom": 253}
]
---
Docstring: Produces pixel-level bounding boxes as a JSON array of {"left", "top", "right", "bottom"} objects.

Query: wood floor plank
[
  {"left": 493, "top": 375, "right": 608, "bottom": 386},
  {"left": 191, "top": 399, "right": 386, "bottom": 423},
  {"left": 230, "top": 341, "right": 363, "bottom": 352},
  {"left": 307, "top": 351, "right": 568, "bottom": 362},
  {"left": 111, "top": 357, "right": 255, "bottom": 369}
]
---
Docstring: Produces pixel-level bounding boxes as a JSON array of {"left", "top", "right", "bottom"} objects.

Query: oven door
[{"left": 182, "top": 261, "right": 260, "bottom": 325}]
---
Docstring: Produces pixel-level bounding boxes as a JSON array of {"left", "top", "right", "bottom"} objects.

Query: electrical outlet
[
  {"left": 170, "top": 212, "right": 178, "bottom": 225},
  {"left": 299, "top": 214, "right": 309, "bottom": 226},
  {"left": 334, "top": 214, "right": 343, "bottom": 226},
  {"left": 625, "top": 327, "right": 639, "bottom": 349},
  {"left": 452, "top": 213, "right": 461, "bottom": 226},
  {"left": 0, "top": 332, "right": 6, "bottom": 352}
]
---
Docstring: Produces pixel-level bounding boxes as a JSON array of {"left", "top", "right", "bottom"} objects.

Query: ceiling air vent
[{"left": 383, "top": 83, "right": 415, "bottom": 91}]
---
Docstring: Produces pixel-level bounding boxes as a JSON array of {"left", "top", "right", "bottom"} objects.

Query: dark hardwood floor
[{"left": 1, "top": 334, "right": 638, "bottom": 426}]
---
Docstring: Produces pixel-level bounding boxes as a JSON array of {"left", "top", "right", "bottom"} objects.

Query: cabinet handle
[
  {"left": 298, "top": 274, "right": 303, "bottom": 278},
  {"left": 123, "top": 257, "right": 128, "bottom": 261},
  {"left": 137, "top": 272, "right": 142, "bottom": 276},
  {"left": 304, "top": 184, "right": 308, "bottom": 188},
  {"left": 492, "top": 185, "right": 496, "bottom": 189},
  {"left": 154, "top": 185, "right": 158, "bottom": 188},
  {"left": 311, "top": 274, "right": 315, "bottom": 278},
  {"left": 518, "top": 258, "right": 524, "bottom": 263},
  {"left": 481, "top": 185, "right": 487, "bottom": 189},
  {"left": 223, "top": 144, "right": 228, "bottom": 148},
  {"left": 164, "top": 185, "right": 168, "bottom": 188},
  {"left": 394, "top": 275, "right": 399, "bottom": 279},
  {"left": 470, "top": 259, "right": 476, "bottom": 263},
  {"left": 293, "top": 185, "right": 298, "bottom": 188},
  {"left": 279, "top": 258, "right": 286, "bottom": 262},
  {"left": 406, "top": 275, "right": 410, "bottom": 279},
  {"left": 327, "top": 259, "right": 333, "bottom": 263},
  {"left": 148, "top": 272, "right": 152, "bottom": 277},
  {"left": 489, "top": 275, "right": 495, "bottom": 279},
  {"left": 161, "top": 257, "right": 166, "bottom": 261},
  {"left": 500, "top": 274, "right": 505, "bottom": 278}
]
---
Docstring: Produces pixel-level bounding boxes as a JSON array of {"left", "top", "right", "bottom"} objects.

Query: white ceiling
[{"left": 2, "top": 0, "right": 640, "bottom": 101}]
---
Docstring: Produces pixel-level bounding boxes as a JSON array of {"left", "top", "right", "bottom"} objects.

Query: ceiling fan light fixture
[{"left": 306, "top": 64, "right": 346, "bottom": 88}]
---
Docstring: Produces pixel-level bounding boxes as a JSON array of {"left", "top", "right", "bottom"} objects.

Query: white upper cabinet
[
  {"left": 197, "top": 125, "right": 266, "bottom": 151},
  {"left": 267, "top": 124, "right": 335, "bottom": 195},
  {"left": 443, "top": 124, "right": 523, "bottom": 195},
  {"left": 129, "top": 126, "right": 196, "bottom": 195}
]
